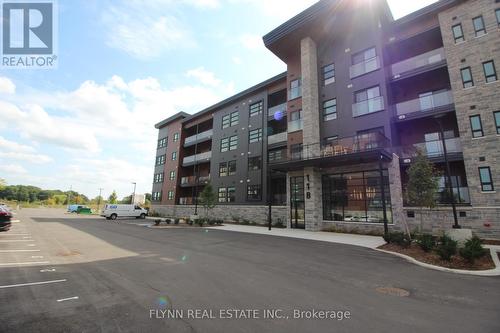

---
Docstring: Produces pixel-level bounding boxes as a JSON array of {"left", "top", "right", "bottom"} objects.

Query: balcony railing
[
  {"left": 180, "top": 175, "right": 210, "bottom": 186},
  {"left": 350, "top": 56, "right": 380, "bottom": 79},
  {"left": 182, "top": 151, "right": 212, "bottom": 166},
  {"left": 268, "top": 149, "right": 288, "bottom": 163},
  {"left": 352, "top": 96, "right": 384, "bottom": 117},
  {"left": 179, "top": 197, "right": 197, "bottom": 205},
  {"left": 270, "top": 132, "right": 390, "bottom": 164},
  {"left": 288, "top": 119, "right": 303, "bottom": 133},
  {"left": 268, "top": 131, "right": 287, "bottom": 145},
  {"left": 391, "top": 47, "right": 446, "bottom": 79},
  {"left": 184, "top": 129, "right": 213, "bottom": 147},
  {"left": 395, "top": 90, "right": 454, "bottom": 118},
  {"left": 398, "top": 137, "right": 462, "bottom": 159},
  {"left": 288, "top": 86, "right": 302, "bottom": 100},
  {"left": 268, "top": 103, "right": 287, "bottom": 120}
]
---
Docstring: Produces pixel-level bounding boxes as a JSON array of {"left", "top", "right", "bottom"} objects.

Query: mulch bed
[
  {"left": 379, "top": 243, "right": 495, "bottom": 271},
  {"left": 483, "top": 239, "right": 500, "bottom": 246}
]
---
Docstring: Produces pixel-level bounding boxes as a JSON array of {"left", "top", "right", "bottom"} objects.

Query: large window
[
  {"left": 169, "top": 171, "right": 176, "bottom": 180},
  {"left": 218, "top": 188, "right": 227, "bottom": 203},
  {"left": 247, "top": 185, "right": 261, "bottom": 201},
  {"left": 248, "top": 156, "right": 261, "bottom": 171},
  {"left": 222, "top": 111, "right": 239, "bottom": 128},
  {"left": 268, "top": 148, "right": 285, "bottom": 162},
  {"left": 352, "top": 47, "right": 376, "bottom": 65},
  {"left": 353, "top": 86, "right": 383, "bottom": 116},
  {"left": 483, "top": 61, "right": 497, "bottom": 83},
  {"left": 157, "top": 137, "right": 167, "bottom": 148},
  {"left": 220, "top": 135, "right": 238, "bottom": 152},
  {"left": 323, "top": 98, "right": 337, "bottom": 121},
  {"left": 154, "top": 173, "right": 164, "bottom": 183},
  {"left": 460, "top": 67, "right": 474, "bottom": 88},
  {"left": 218, "top": 187, "right": 236, "bottom": 203},
  {"left": 249, "top": 128, "right": 262, "bottom": 143},
  {"left": 290, "top": 143, "right": 303, "bottom": 160},
  {"left": 219, "top": 160, "right": 236, "bottom": 177},
  {"left": 173, "top": 133, "right": 179, "bottom": 142},
  {"left": 472, "top": 16, "right": 486, "bottom": 37},
  {"left": 219, "top": 162, "right": 227, "bottom": 177},
  {"left": 249, "top": 101, "right": 263, "bottom": 117},
  {"left": 494, "top": 111, "right": 500, "bottom": 134},
  {"left": 155, "top": 155, "right": 165, "bottom": 166},
  {"left": 452, "top": 23, "right": 464, "bottom": 43},
  {"left": 350, "top": 47, "right": 379, "bottom": 77},
  {"left": 322, "top": 171, "right": 391, "bottom": 223},
  {"left": 469, "top": 115, "right": 483, "bottom": 138},
  {"left": 167, "top": 191, "right": 174, "bottom": 200},
  {"left": 152, "top": 191, "right": 162, "bottom": 201},
  {"left": 479, "top": 167, "right": 494, "bottom": 192},
  {"left": 289, "top": 79, "right": 301, "bottom": 100},
  {"left": 171, "top": 151, "right": 177, "bottom": 161},
  {"left": 322, "top": 63, "right": 335, "bottom": 85}
]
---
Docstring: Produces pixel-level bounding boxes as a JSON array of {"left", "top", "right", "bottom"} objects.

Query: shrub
[
  {"left": 154, "top": 219, "right": 161, "bottom": 226},
  {"left": 241, "top": 219, "right": 250, "bottom": 225},
  {"left": 436, "top": 235, "right": 457, "bottom": 261},
  {"left": 417, "top": 234, "right": 435, "bottom": 252},
  {"left": 174, "top": 218, "right": 180, "bottom": 225},
  {"left": 459, "top": 236, "right": 487, "bottom": 264},
  {"left": 207, "top": 219, "right": 216, "bottom": 226},
  {"left": 165, "top": 219, "right": 171, "bottom": 225},
  {"left": 232, "top": 216, "right": 240, "bottom": 223},
  {"left": 273, "top": 220, "right": 285, "bottom": 228},
  {"left": 185, "top": 218, "right": 193, "bottom": 226},
  {"left": 215, "top": 219, "right": 223, "bottom": 225},
  {"left": 250, "top": 221, "right": 257, "bottom": 226},
  {"left": 384, "top": 232, "right": 411, "bottom": 247},
  {"left": 195, "top": 218, "right": 206, "bottom": 227}
]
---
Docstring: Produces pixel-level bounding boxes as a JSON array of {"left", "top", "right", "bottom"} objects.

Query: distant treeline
[{"left": 0, "top": 185, "right": 90, "bottom": 205}]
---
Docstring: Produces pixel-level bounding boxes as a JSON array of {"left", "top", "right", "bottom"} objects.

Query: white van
[{"left": 101, "top": 204, "right": 148, "bottom": 220}]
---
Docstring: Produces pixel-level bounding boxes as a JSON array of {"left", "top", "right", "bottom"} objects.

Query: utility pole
[
  {"left": 68, "top": 185, "right": 72, "bottom": 206},
  {"left": 97, "top": 188, "right": 103, "bottom": 212},
  {"left": 132, "top": 182, "right": 137, "bottom": 205}
]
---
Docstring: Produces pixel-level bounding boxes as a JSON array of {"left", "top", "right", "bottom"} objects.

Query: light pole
[
  {"left": 131, "top": 182, "right": 137, "bottom": 205},
  {"left": 97, "top": 188, "right": 103, "bottom": 212},
  {"left": 434, "top": 115, "right": 460, "bottom": 229}
]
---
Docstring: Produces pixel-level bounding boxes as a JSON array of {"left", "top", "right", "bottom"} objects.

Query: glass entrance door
[{"left": 290, "top": 176, "right": 305, "bottom": 229}]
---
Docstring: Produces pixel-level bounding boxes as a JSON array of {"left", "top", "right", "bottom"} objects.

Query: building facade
[{"left": 152, "top": 0, "right": 500, "bottom": 239}]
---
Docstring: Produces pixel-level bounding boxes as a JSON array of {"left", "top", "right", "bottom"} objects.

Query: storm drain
[{"left": 375, "top": 287, "right": 410, "bottom": 297}]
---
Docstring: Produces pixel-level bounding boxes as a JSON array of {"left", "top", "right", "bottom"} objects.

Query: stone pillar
[
  {"left": 300, "top": 37, "right": 321, "bottom": 157},
  {"left": 304, "top": 167, "right": 323, "bottom": 231},
  {"left": 388, "top": 153, "right": 404, "bottom": 232}
]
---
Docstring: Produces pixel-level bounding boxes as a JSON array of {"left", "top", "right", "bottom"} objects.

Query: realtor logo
[{"left": 1, "top": 0, "right": 58, "bottom": 68}]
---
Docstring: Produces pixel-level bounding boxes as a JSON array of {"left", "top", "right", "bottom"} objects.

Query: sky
[{"left": 0, "top": 0, "right": 438, "bottom": 200}]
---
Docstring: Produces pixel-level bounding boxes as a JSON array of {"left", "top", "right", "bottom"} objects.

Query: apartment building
[{"left": 152, "top": 0, "right": 500, "bottom": 238}]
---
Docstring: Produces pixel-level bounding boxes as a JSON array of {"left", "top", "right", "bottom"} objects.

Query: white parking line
[
  {"left": 31, "top": 256, "right": 44, "bottom": 259},
  {"left": 0, "top": 261, "right": 50, "bottom": 266},
  {"left": 40, "top": 268, "right": 56, "bottom": 272},
  {"left": 0, "top": 234, "right": 30, "bottom": 236},
  {"left": 0, "top": 279, "right": 66, "bottom": 289},
  {"left": 57, "top": 296, "right": 79, "bottom": 302},
  {"left": 0, "top": 249, "right": 40, "bottom": 253},
  {"left": 27, "top": 244, "right": 36, "bottom": 247},
  {"left": 10, "top": 220, "right": 20, "bottom": 223},
  {"left": 0, "top": 240, "right": 32, "bottom": 242}
]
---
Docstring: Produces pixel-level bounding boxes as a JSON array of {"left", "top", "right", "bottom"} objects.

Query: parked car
[
  {"left": 101, "top": 204, "right": 148, "bottom": 220},
  {"left": 0, "top": 206, "right": 12, "bottom": 232},
  {"left": 67, "top": 204, "right": 86, "bottom": 213}
]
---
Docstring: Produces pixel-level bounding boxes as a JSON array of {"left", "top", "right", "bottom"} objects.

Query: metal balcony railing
[
  {"left": 184, "top": 129, "right": 213, "bottom": 147},
  {"left": 349, "top": 56, "right": 380, "bottom": 79},
  {"left": 391, "top": 47, "right": 446, "bottom": 79},
  {"left": 268, "top": 131, "right": 287, "bottom": 145},
  {"left": 395, "top": 90, "right": 454, "bottom": 117},
  {"left": 182, "top": 151, "right": 212, "bottom": 166},
  {"left": 288, "top": 119, "right": 303, "bottom": 133},
  {"left": 180, "top": 175, "right": 210, "bottom": 186},
  {"left": 352, "top": 96, "right": 384, "bottom": 117},
  {"left": 268, "top": 103, "right": 287, "bottom": 120}
]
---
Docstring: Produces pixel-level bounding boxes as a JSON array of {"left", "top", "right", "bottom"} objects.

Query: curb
[{"left": 374, "top": 247, "right": 500, "bottom": 276}]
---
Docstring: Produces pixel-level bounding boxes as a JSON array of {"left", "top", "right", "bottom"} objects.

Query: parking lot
[{"left": 1, "top": 208, "right": 499, "bottom": 333}]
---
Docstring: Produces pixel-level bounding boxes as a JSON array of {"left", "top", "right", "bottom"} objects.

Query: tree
[
  {"left": 0, "top": 178, "right": 6, "bottom": 191},
  {"left": 108, "top": 190, "right": 118, "bottom": 204},
  {"left": 198, "top": 183, "right": 216, "bottom": 216},
  {"left": 120, "top": 195, "right": 132, "bottom": 204},
  {"left": 406, "top": 151, "right": 439, "bottom": 233}
]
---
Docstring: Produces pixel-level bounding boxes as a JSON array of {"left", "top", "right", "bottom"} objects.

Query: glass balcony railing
[
  {"left": 391, "top": 47, "right": 446, "bottom": 79},
  {"left": 180, "top": 175, "right": 210, "bottom": 186},
  {"left": 184, "top": 129, "right": 213, "bottom": 146},
  {"left": 182, "top": 151, "right": 211, "bottom": 166},
  {"left": 288, "top": 86, "right": 302, "bottom": 100},
  {"left": 288, "top": 119, "right": 303, "bottom": 133},
  {"left": 179, "top": 197, "right": 196, "bottom": 205},
  {"left": 395, "top": 90, "right": 454, "bottom": 117},
  {"left": 399, "top": 137, "right": 462, "bottom": 159},
  {"left": 268, "top": 103, "right": 287, "bottom": 119},
  {"left": 352, "top": 96, "right": 384, "bottom": 117},
  {"left": 349, "top": 56, "right": 380, "bottom": 79},
  {"left": 268, "top": 131, "right": 287, "bottom": 145}
]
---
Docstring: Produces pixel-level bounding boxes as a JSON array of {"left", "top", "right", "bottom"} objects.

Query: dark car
[{"left": 0, "top": 206, "right": 12, "bottom": 232}]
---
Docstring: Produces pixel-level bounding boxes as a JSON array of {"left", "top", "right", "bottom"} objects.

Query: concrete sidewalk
[{"left": 207, "top": 224, "right": 386, "bottom": 249}]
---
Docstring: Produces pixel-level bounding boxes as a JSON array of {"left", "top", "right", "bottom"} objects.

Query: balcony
[
  {"left": 182, "top": 151, "right": 212, "bottom": 166},
  {"left": 395, "top": 90, "right": 454, "bottom": 120},
  {"left": 179, "top": 197, "right": 196, "bottom": 205},
  {"left": 352, "top": 96, "right": 384, "bottom": 117},
  {"left": 180, "top": 175, "right": 210, "bottom": 187},
  {"left": 269, "top": 132, "right": 391, "bottom": 169},
  {"left": 288, "top": 119, "right": 303, "bottom": 133},
  {"left": 288, "top": 86, "right": 301, "bottom": 100},
  {"left": 268, "top": 131, "right": 287, "bottom": 145},
  {"left": 391, "top": 48, "right": 446, "bottom": 80},
  {"left": 350, "top": 56, "right": 380, "bottom": 79},
  {"left": 268, "top": 103, "right": 287, "bottom": 120},
  {"left": 398, "top": 137, "right": 463, "bottom": 161},
  {"left": 184, "top": 129, "right": 213, "bottom": 147}
]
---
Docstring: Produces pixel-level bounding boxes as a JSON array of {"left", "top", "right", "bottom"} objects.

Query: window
[
  {"left": 220, "top": 136, "right": 238, "bottom": 152},
  {"left": 172, "top": 151, "right": 177, "bottom": 160},
  {"left": 291, "top": 143, "right": 303, "bottom": 160},
  {"left": 496, "top": 9, "right": 500, "bottom": 26},
  {"left": 222, "top": 111, "right": 239, "bottom": 128},
  {"left": 218, "top": 187, "right": 227, "bottom": 203},
  {"left": 452, "top": 24, "right": 465, "bottom": 43},
  {"left": 219, "top": 162, "right": 228, "bottom": 177},
  {"left": 268, "top": 149, "right": 284, "bottom": 162},
  {"left": 472, "top": 16, "right": 486, "bottom": 36},
  {"left": 325, "top": 136, "right": 338, "bottom": 143},
  {"left": 469, "top": 115, "right": 484, "bottom": 138},
  {"left": 157, "top": 137, "right": 167, "bottom": 148},
  {"left": 323, "top": 98, "right": 337, "bottom": 121},
  {"left": 154, "top": 173, "right": 164, "bottom": 183},
  {"left": 483, "top": 61, "right": 497, "bottom": 83},
  {"left": 156, "top": 155, "right": 165, "bottom": 166},
  {"left": 494, "top": 111, "right": 500, "bottom": 134},
  {"left": 169, "top": 171, "right": 176, "bottom": 180},
  {"left": 173, "top": 133, "right": 179, "bottom": 142},
  {"left": 247, "top": 185, "right": 261, "bottom": 201},
  {"left": 353, "top": 86, "right": 383, "bottom": 116},
  {"left": 290, "top": 110, "right": 302, "bottom": 121},
  {"left": 249, "top": 101, "right": 263, "bottom": 117},
  {"left": 352, "top": 47, "right": 376, "bottom": 65},
  {"left": 460, "top": 67, "right": 474, "bottom": 88},
  {"left": 248, "top": 156, "right": 261, "bottom": 171},
  {"left": 218, "top": 187, "right": 236, "bottom": 203},
  {"left": 152, "top": 191, "right": 162, "bottom": 201},
  {"left": 249, "top": 128, "right": 262, "bottom": 143},
  {"left": 289, "top": 79, "right": 301, "bottom": 100},
  {"left": 351, "top": 47, "right": 379, "bottom": 77},
  {"left": 479, "top": 167, "right": 494, "bottom": 192},
  {"left": 219, "top": 161, "right": 236, "bottom": 176},
  {"left": 322, "top": 63, "right": 335, "bottom": 85},
  {"left": 167, "top": 191, "right": 174, "bottom": 200}
]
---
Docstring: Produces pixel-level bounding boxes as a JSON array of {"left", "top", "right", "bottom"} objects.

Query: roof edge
[
  {"left": 393, "top": 0, "right": 460, "bottom": 26},
  {"left": 154, "top": 111, "right": 190, "bottom": 129}
]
